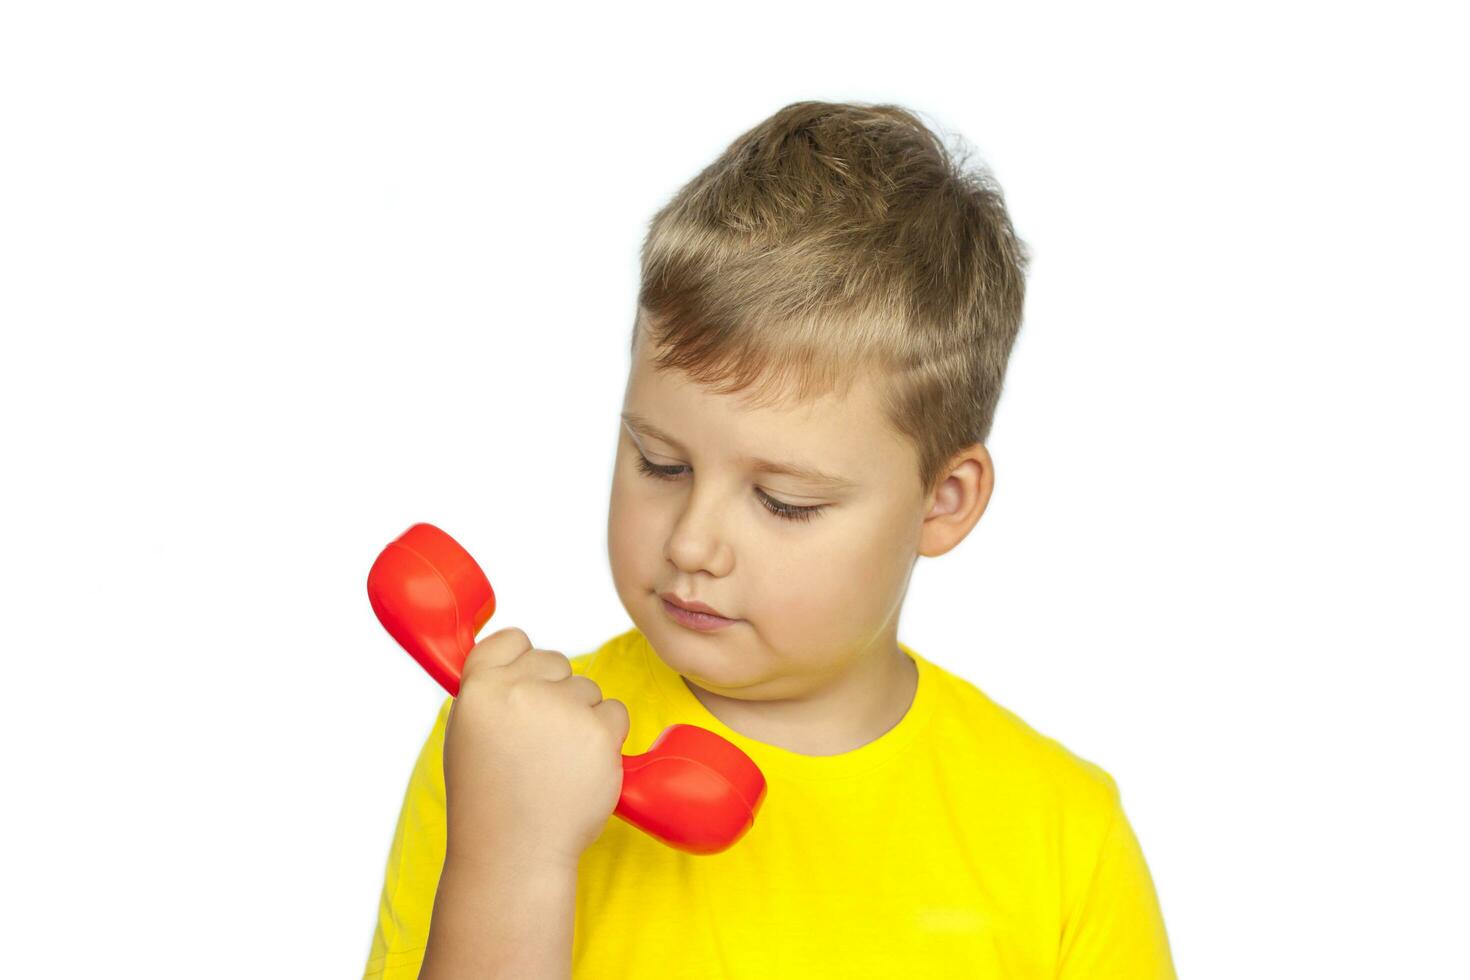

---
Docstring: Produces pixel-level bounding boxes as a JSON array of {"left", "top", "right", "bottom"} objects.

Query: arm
[{"left": 418, "top": 850, "right": 578, "bottom": 980}]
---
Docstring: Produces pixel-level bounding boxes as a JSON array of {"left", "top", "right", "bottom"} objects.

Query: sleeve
[
  {"left": 1056, "top": 773, "right": 1178, "bottom": 980},
  {"left": 361, "top": 695, "right": 454, "bottom": 980}
]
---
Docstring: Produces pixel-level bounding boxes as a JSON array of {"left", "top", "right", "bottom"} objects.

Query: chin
[{"left": 652, "top": 633, "right": 756, "bottom": 693}]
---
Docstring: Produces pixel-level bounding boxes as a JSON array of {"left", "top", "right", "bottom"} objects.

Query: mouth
[
  {"left": 659, "top": 593, "right": 739, "bottom": 631},
  {"left": 659, "top": 591, "right": 731, "bottom": 618}
]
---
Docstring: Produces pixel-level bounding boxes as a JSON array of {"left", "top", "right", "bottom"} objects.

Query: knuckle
[
  {"left": 566, "top": 675, "right": 599, "bottom": 700},
  {"left": 503, "top": 675, "right": 541, "bottom": 709},
  {"left": 464, "top": 627, "right": 532, "bottom": 674},
  {"left": 522, "top": 648, "right": 571, "bottom": 678},
  {"left": 491, "top": 626, "right": 532, "bottom": 647},
  {"left": 502, "top": 675, "right": 532, "bottom": 705}
]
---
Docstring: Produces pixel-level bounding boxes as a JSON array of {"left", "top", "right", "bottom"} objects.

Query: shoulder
[
  {"left": 918, "top": 654, "right": 1131, "bottom": 916},
  {"left": 918, "top": 651, "right": 1122, "bottom": 823}
]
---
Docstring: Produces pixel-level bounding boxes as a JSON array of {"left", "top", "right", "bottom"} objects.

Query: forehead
[{"left": 623, "top": 334, "right": 908, "bottom": 489}]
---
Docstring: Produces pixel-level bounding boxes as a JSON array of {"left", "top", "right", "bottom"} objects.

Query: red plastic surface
[{"left": 367, "top": 522, "right": 766, "bottom": 855}]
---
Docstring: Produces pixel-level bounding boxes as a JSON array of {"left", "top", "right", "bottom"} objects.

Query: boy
[{"left": 363, "top": 101, "right": 1177, "bottom": 978}]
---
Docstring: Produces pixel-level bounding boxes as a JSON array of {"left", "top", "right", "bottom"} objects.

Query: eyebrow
[{"left": 620, "top": 411, "right": 859, "bottom": 492}]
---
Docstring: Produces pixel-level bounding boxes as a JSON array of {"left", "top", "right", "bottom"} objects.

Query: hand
[{"left": 442, "top": 627, "right": 631, "bottom": 871}]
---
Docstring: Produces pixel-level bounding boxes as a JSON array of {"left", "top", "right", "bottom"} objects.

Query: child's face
[{"left": 607, "top": 330, "right": 941, "bottom": 704}]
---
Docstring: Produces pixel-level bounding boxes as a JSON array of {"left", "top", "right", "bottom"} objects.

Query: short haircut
[{"left": 632, "top": 101, "right": 1031, "bottom": 499}]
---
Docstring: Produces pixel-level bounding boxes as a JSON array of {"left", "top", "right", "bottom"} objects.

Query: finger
[
  {"left": 463, "top": 627, "right": 534, "bottom": 677},
  {"left": 560, "top": 674, "right": 605, "bottom": 706},
  {"left": 510, "top": 648, "right": 574, "bottom": 683},
  {"left": 593, "top": 698, "right": 631, "bottom": 747}
]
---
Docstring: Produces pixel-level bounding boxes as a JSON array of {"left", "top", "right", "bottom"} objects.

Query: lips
[{"left": 659, "top": 591, "right": 731, "bottom": 619}]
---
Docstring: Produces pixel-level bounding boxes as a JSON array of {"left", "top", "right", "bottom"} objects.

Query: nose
[{"left": 664, "top": 482, "right": 734, "bottom": 578}]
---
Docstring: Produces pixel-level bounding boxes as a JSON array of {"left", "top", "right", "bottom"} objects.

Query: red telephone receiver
[{"left": 367, "top": 522, "right": 767, "bottom": 855}]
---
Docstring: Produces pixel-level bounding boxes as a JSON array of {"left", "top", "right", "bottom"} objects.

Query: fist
[{"left": 442, "top": 627, "right": 631, "bottom": 871}]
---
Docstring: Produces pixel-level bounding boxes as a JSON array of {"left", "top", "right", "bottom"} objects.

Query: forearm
[{"left": 418, "top": 850, "right": 578, "bottom": 980}]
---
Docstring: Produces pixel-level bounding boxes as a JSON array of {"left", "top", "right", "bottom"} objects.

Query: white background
[{"left": 3, "top": 2, "right": 1465, "bottom": 976}]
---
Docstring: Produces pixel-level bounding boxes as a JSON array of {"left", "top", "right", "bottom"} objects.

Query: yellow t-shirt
[{"left": 363, "top": 627, "right": 1176, "bottom": 978}]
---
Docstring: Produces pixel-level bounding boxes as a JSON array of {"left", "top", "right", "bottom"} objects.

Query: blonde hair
[{"left": 632, "top": 100, "right": 1031, "bottom": 500}]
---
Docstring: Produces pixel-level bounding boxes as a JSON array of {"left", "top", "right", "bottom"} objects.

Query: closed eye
[{"left": 633, "top": 452, "right": 827, "bottom": 523}]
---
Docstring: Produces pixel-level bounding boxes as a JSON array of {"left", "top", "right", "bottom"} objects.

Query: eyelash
[{"left": 633, "top": 452, "right": 827, "bottom": 523}]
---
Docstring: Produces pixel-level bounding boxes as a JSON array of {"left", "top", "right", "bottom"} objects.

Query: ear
[{"left": 918, "top": 443, "right": 994, "bottom": 559}]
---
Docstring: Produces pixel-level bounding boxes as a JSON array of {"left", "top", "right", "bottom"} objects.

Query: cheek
[
  {"left": 759, "top": 527, "right": 856, "bottom": 608},
  {"left": 757, "top": 516, "right": 909, "bottom": 626},
  {"left": 608, "top": 471, "right": 657, "bottom": 578}
]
